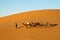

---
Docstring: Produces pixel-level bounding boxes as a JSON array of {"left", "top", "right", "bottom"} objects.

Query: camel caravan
[{"left": 15, "top": 22, "right": 58, "bottom": 29}]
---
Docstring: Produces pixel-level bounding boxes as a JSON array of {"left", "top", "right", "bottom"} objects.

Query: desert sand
[{"left": 0, "top": 9, "right": 60, "bottom": 40}]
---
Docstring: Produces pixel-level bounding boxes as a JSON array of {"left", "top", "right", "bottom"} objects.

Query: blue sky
[{"left": 0, "top": 0, "right": 60, "bottom": 17}]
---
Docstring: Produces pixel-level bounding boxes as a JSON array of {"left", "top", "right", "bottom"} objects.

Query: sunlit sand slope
[{"left": 0, "top": 10, "right": 60, "bottom": 40}]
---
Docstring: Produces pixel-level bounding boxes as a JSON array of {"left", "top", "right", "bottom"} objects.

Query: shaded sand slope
[{"left": 0, "top": 9, "right": 60, "bottom": 40}]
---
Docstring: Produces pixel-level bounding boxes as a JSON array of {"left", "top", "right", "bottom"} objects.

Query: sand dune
[{"left": 0, "top": 9, "right": 60, "bottom": 40}]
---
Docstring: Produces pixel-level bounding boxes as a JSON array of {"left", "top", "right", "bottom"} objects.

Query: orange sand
[{"left": 0, "top": 9, "right": 60, "bottom": 40}]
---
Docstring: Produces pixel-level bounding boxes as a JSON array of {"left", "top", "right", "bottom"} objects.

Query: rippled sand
[{"left": 0, "top": 9, "right": 60, "bottom": 40}]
